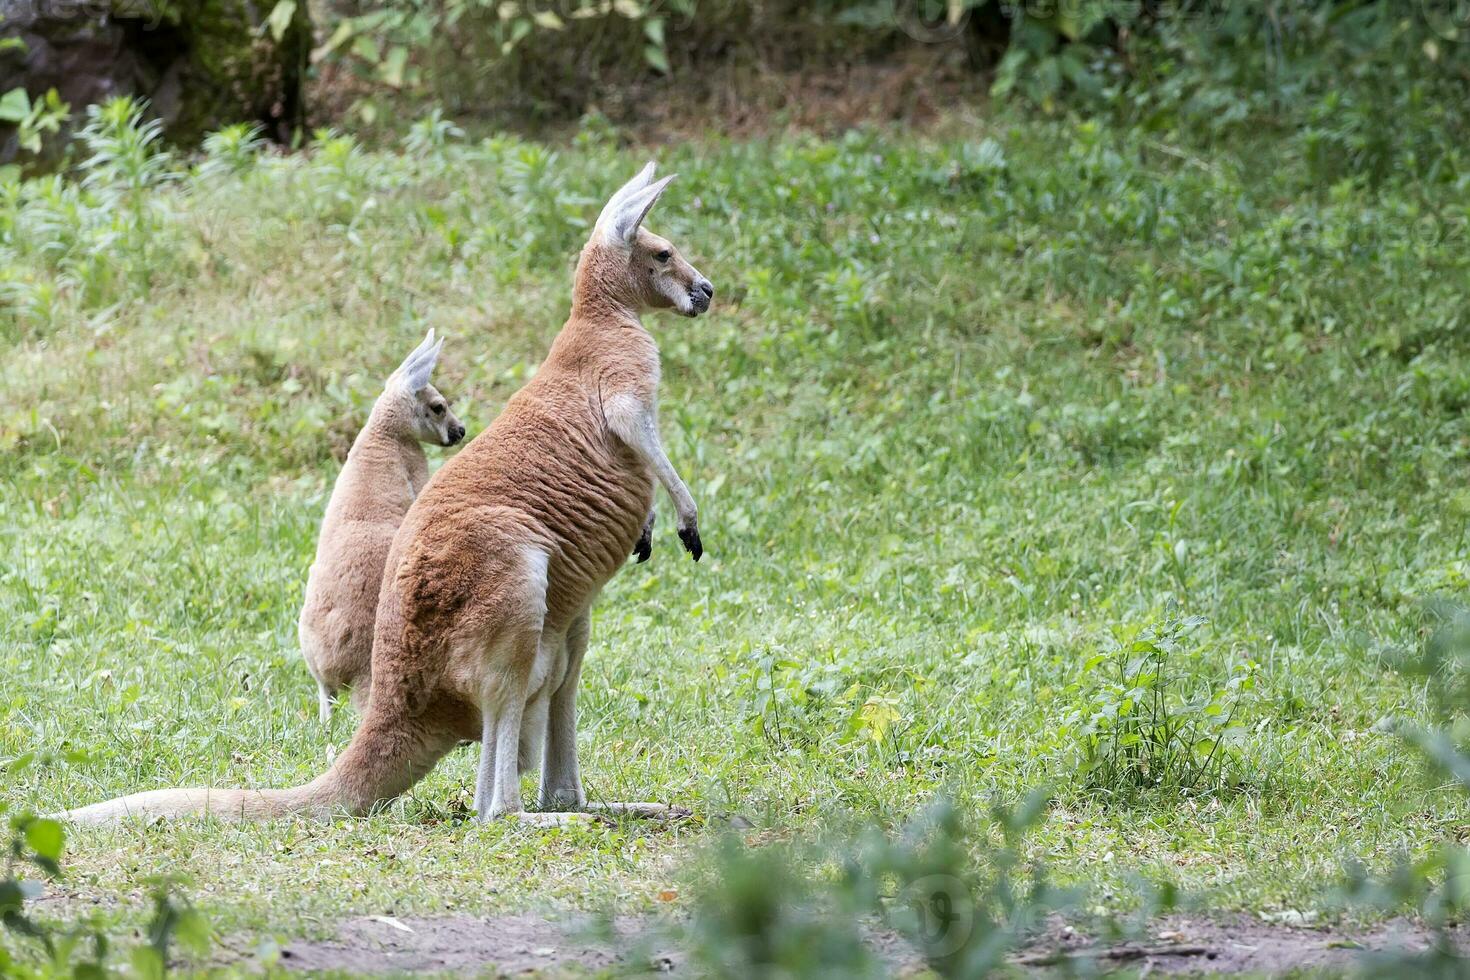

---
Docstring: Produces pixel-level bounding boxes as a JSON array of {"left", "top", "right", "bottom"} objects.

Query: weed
[
  {"left": 198, "top": 124, "right": 267, "bottom": 180},
  {"left": 1337, "top": 606, "right": 1470, "bottom": 975},
  {"left": 1062, "top": 611, "right": 1261, "bottom": 796},
  {"left": 679, "top": 794, "right": 1071, "bottom": 978},
  {"left": 1, "top": 797, "right": 209, "bottom": 977}
]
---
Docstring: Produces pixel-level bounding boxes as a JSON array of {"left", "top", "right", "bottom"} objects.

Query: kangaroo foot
[{"left": 585, "top": 802, "right": 692, "bottom": 820}]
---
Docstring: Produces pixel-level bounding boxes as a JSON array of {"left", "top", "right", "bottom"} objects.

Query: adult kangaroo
[{"left": 61, "top": 162, "right": 712, "bottom": 826}]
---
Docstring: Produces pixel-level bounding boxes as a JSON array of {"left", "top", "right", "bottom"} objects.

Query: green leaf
[
  {"left": 314, "top": 19, "right": 355, "bottom": 60},
  {"left": 24, "top": 818, "right": 63, "bottom": 861},
  {"left": 643, "top": 16, "right": 664, "bottom": 45},
  {"left": 0, "top": 880, "right": 23, "bottom": 915},
  {"left": 379, "top": 45, "right": 409, "bottom": 88},
  {"left": 130, "top": 945, "right": 165, "bottom": 980},
  {"left": 350, "top": 34, "right": 380, "bottom": 64},
  {"left": 266, "top": 0, "right": 296, "bottom": 41},
  {"left": 173, "top": 907, "right": 212, "bottom": 956},
  {"left": 643, "top": 43, "right": 669, "bottom": 74},
  {"left": 0, "top": 88, "right": 29, "bottom": 124}
]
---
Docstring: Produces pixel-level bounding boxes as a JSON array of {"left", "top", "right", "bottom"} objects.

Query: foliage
[
  {"left": 1336, "top": 606, "right": 1470, "bottom": 975},
  {"left": 991, "top": 0, "right": 1116, "bottom": 108},
  {"left": 680, "top": 794, "right": 1072, "bottom": 978},
  {"left": 315, "top": 0, "right": 695, "bottom": 123},
  {"left": 0, "top": 96, "right": 190, "bottom": 338},
  {"left": 0, "top": 89, "right": 70, "bottom": 157},
  {"left": 282, "top": 0, "right": 1470, "bottom": 141},
  {"left": 0, "top": 798, "right": 209, "bottom": 977},
  {"left": 197, "top": 124, "right": 267, "bottom": 180},
  {"left": 1061, "top": 610, "right": 1261, "bottom": 796},
  {"left": 78, "top": 99, "right": 176, "bottom": 199}
]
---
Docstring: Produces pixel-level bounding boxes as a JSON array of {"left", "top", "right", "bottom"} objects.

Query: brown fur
[
  {"left": 60, "top": 165, "right": 710, "bottom": 825},
  {"left": 298, "top": 344, "right": 464, "bottom": 723}
]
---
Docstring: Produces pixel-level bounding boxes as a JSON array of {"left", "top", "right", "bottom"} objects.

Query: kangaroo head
[
  {"left": 580, "top": 161, "right": 714, "bottom": 318},
  {"left": 386, "top": 329, "right": 465, "bottom": 447}
]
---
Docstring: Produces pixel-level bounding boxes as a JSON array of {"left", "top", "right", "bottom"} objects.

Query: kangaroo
[
  {"left": 299, "top": 330, "right": 465, "bottom": 724},
  {"left": 60, "top": 162, "right": 711, "bottom": 826}
]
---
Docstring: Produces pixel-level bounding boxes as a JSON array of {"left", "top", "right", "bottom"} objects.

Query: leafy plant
[
  {"left": 198, "top": 123, "right": 267, "bottom": 180},
  {"left": 403, "top": 107, "right": 463, "bottom": 158},
  {"left": 679, "top": 794, "right": 1073, "bottom": 978},
  {"left": 315, "top": 0, "right": 687, "bottom": 124},
  {"left": 845, "top": 793, "right": 1075, "bottom": 976},
  {"left": 77, "top": 98, "right": 174, "bottom": 199},
  {"left": 0, "top": 88, "right": 70, "bottom": 156},
  {"left": 1062, "top": 610, "right": 1260, "bottom": 795},
  {"left": 1, "top": 801, "right": 209, "bottom": 977},
  {"left": 991, "top": 0, "right": 1121, "bottom": 110},
  {"left": 1336, "top": 605, "right": 1470, "bottom": 975}
]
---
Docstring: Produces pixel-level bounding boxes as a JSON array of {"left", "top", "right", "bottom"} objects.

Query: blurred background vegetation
[{"left": 2, "top": 1, "right": 1469, "bottom": 160}]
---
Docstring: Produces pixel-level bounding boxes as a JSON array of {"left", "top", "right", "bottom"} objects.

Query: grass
[{"left": 1, "top": 100, "right": 1468, "bottom": 966}]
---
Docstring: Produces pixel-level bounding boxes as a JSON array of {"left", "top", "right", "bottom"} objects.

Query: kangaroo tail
[{"left": 57, "top": 701, "right": 455, "bottom": 826}]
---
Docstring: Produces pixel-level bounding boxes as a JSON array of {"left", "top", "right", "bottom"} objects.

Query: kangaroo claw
[{"left": 678, "top": 526, "right": 702, "bottom": 562}]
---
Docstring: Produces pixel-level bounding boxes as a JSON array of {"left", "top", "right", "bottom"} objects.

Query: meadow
[{"left": 1, "top": 89, "right": 1468, "bottom": 969}]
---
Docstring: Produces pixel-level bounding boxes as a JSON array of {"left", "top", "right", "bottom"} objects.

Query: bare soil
[{"left": 257, "top": 910, "right": 1460, "bottom": 976}]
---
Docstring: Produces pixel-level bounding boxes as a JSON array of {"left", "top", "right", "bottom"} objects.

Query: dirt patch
[
  {"left": 1023, "top": 913, "right": 1453, "bottom": 975},
  {"left": 273, "top": 913, "right": 671, "bottom": 975},
  {"left": 263, "top": 911, "right": 1461, "bottom": 976}
]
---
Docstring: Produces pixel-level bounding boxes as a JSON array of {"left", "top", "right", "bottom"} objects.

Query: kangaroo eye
[
  {"left": 654, "top": 250, "right": 671, "bottom": 263},
  {"left": 432, "top": 403, "right": 445, "bottom": 416}
]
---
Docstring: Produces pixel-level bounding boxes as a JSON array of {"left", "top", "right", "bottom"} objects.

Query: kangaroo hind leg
[{"left": 470, "top": 545, "right": 593, "bottom": 826}]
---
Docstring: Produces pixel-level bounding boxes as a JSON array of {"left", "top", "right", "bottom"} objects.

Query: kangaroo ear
[
  {"left": 596, "top": 161, "right": 657, "bottom": 229},
  {"left": 393, "top": 329, "right": 442, "bottom": 392},
  {"left": 597, "top": 173, "right": 677, "bottom": 248}
]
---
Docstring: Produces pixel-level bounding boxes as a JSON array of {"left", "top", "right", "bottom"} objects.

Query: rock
[{"left": 0, "top": 0, "right": 310, "bottom": 162}]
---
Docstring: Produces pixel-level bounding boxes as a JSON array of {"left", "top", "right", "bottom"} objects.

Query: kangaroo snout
[
  {"left": 690, "top": 276, "right": 714, "bottom": 315},
  {"left": 446, "top": 423, "right": 466, "bottom": 445}
]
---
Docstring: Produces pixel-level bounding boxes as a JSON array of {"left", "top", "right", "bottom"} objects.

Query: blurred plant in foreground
[
  {"left": 0, "top": 795, "right": 209, "bottom": 978},
  {"left": 680, "top": 792, "right": 1077, "bottom": 978},
  {"left": 1338, "top": 604, "right": 1470, "bottom": 976}
]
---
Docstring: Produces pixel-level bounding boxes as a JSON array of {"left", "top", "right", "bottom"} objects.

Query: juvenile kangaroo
[
  {"left": 61, "top": 162, "right": 711, "bottom": 825},
  {"left": 299, "top": 330, "right": 464, "bottom": 724}
]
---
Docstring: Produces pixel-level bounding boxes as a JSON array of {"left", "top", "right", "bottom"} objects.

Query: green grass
[{"left": 2, "top": 105, "right": 1469, "bottom": 966}]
